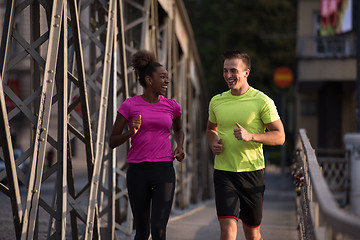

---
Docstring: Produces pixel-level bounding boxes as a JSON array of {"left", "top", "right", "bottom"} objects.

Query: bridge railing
[{"left": 293, "top": 129, "right": 360, "bottom": 240}]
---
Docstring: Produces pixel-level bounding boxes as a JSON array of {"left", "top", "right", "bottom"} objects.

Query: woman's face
[{"left": 150, "top": 66, "right": 169, "bottom": 96}]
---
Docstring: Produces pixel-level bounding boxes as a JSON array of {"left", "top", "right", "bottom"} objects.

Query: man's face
[{"left": 223, "top": 58, "right": 249, "bottom": 90}]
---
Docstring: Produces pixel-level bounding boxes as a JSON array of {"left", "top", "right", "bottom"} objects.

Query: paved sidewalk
[{"left": 167, "top": 165, "right": 299, "bottom": 240}]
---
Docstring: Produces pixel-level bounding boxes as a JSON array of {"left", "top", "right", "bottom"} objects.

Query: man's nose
[{"left": 224, "top": 72, "right": 231, "bottom": 78}]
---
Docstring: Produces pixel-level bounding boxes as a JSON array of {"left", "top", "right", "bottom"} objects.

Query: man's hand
[
  {"left": 211, "top": 138, "right": 223, "bottom": 155},
  {"left": 234, "top": 122, "right": 253, "bottom": 141},
  {"left": 132, "top": 115, "right": 141, "bottom": 134},
  {"left": 174, "top": 146, "right": 185, "bottom": 162}
]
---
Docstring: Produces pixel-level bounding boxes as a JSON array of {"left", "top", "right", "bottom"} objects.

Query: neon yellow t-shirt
[{"left": 208, "top": 87, "right": 280, "bottom": 172}]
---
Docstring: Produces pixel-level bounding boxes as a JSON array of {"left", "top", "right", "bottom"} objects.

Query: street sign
[{"left": 273, "top": 67, "right": 294, "bottom": 88}]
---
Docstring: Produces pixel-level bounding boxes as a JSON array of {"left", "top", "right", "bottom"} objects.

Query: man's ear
[{"left": 245, "top": 69, "right": 250, "bottom": 78}]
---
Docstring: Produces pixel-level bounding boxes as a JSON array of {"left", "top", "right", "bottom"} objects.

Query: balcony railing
[{"left": 297, "top": 34, "right": 356, "bottom": 58}]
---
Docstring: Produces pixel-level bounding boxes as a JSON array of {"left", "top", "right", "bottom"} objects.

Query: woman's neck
[{"left": 142, "top": 90, "right": 160, "bottom": 103}]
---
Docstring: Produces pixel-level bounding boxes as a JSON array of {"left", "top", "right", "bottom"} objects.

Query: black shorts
[{"left": 213, "top": 169, "right": 265, "bottom": 227}]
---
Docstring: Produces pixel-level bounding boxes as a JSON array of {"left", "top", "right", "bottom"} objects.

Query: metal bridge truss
[{"left": 0, "top": 0, "right": 211, "bottom": 239}]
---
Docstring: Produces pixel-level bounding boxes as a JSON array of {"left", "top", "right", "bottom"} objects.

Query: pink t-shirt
[{"left": 118, "top": 95, "right": 182, "bottom": 163}]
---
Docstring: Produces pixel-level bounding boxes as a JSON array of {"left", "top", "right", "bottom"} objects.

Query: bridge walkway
[{"left": 167, "top": 164, "right": 299, "bottom": 240}]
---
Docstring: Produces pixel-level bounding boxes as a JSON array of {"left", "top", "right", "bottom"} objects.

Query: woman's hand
[
  {"left": 174, "top": 146, "right": 185, "bottom": 162},
  {"left": 132, "top": 115, "right": 141, "bottom": 134}
]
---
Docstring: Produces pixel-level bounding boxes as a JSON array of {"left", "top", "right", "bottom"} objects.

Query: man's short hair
[{"left": 223, "top": 50, "right": 251, "bottom": 70}]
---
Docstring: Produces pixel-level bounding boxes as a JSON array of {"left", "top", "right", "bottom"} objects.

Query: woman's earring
[{"left": 150, "top": 82, "right": 152, "bottom": 86}]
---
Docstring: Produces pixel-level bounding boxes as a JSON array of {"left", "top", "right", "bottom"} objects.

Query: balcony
[{"left": 297, "top": 33, "right": 356, "bottom": 58}]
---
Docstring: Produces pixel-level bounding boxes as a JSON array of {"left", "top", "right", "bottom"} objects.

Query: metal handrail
[{"left": 296, "top": 129, "right": 360, "bottom": 239}]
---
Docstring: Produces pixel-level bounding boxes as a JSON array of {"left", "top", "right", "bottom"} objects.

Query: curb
[{"left": 169, "top": 199, "right": 214, "bottom": 222}]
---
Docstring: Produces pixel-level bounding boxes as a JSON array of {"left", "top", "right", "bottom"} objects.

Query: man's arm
[
  {"left": 233, "top": 119, "right": 285, "bottom": 146},
  {"left": 206, "top": 121, "right": 223, "bottom": 155}
]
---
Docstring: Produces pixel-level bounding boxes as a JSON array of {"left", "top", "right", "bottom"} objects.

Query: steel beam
[
  {"left": 21, "top": 0, "right": 64, "bottom": 239},
  {"left": 84, "top": 0, "right": 116, "bottom": 238},
  {"left": 0, "top": 1, "right": 22, "bottom": 239},
  {"left": 0, "top": 1, "right": 209, "bottom": 239}
]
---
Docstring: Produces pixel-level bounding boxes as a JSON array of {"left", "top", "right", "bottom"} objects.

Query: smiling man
[{"left": 206, "top": 50, "right": 285, "bottom": 240}]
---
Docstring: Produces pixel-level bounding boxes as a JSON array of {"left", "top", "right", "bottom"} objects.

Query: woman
[{"left": 109, "top": 50, "right": 185, "bottom": 240}]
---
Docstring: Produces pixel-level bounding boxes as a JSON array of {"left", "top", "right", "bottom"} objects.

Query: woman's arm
[
  {"left": 109, "top": 113, "right": 141, "bottom": 149},
  {"left": 172, "top": 116, "right": 185, "bottom": 161}
]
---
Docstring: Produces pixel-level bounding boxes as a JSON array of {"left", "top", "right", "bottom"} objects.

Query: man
[{"left": 206, "top": 50, "right": 285, "bottom": 240}]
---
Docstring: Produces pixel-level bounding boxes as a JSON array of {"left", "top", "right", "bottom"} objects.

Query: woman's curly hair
[{"left": 131, "top": 50, "right": 162, "bottom": 88}]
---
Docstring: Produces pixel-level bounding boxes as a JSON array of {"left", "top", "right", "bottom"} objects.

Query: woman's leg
[
  {"left": 150, "top": 163, "right": 175, "bottom": 240},
  {"left": 127, "top": 164, "right": 151, "bottom": 240}
]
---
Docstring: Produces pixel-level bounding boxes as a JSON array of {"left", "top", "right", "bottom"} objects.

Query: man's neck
[{"left": 230, "top": 84, "right": 250, "bottom": 96}]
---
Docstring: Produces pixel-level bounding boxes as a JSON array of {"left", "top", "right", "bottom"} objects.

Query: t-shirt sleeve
[
  {"left": 172, "top": 100, "right": 182, "bottom": 119},
  {"left": 208, "top": 97, "right": 216, "bottom": 124},
  {"left": 117, "top": 98, "right": 130, "bottom": 120},
  {"left": 261, "top": 97, "right": 280, "bottom": 124}
]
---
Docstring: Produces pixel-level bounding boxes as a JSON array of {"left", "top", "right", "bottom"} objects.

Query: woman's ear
[{"left": 145, "top": 75, "right": 152, "bottom": 86}]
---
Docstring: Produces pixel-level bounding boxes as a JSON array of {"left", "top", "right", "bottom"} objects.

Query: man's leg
[
  {"left": 219, "top": 218, "right": 237, "bottom": 240},
  {"left": 238, "top": 169, "right": 265, "bottom": 240},
  {"left": 242, "top": 224, "right": 262, "bottom": 240}
]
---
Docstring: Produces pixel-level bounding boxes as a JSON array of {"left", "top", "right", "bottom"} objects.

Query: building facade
[{"left": 296, "top": 0, "right": 356, "bottom": 156}]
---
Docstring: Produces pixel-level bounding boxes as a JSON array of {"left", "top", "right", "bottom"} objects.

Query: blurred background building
[{"left": 296, "top": 0, "right": 356, "bottom": 156}]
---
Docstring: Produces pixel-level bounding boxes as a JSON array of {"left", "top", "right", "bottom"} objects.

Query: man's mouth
[{"left": 227, "top": 79, "right": 236, "bottom": 85}]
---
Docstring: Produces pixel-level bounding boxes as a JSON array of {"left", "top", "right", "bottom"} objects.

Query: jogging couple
[{"left": 109, "top": 49, "right": 285, "bottom": 240}]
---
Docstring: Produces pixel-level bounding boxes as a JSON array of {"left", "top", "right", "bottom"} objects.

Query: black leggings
[{"left": 127, "top": 161, "right": 175, "bottom": 240}]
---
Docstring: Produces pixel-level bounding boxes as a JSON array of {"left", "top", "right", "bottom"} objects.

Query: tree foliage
[{"left": 183, "top": 0, "right": 297, "bottom": 99}]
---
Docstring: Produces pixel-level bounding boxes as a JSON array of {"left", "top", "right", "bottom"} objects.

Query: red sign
[{"left": 273, "top": 67, "right": 294, "bottom": 88}]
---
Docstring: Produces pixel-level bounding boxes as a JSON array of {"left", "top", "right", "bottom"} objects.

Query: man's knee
[
  {"left": 242, "top": 224, "right": 261, "bottom": 240},
  {"left": 219, "top": 218, "right": 238, "bottom": 238}
]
